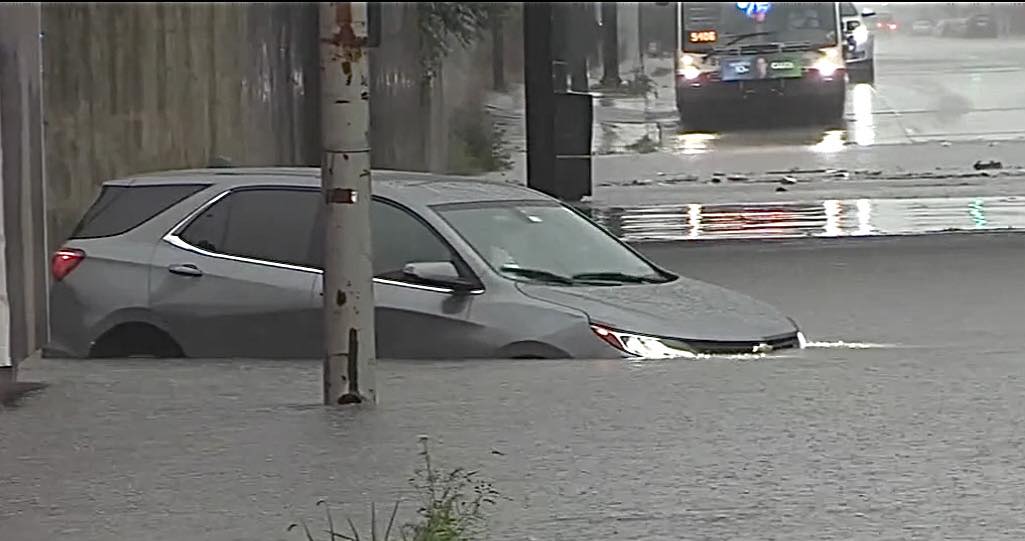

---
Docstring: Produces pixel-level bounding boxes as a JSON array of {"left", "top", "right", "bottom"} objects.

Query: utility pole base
[{"left": 338, "top": 393, "right": 363, "bottom": 405}]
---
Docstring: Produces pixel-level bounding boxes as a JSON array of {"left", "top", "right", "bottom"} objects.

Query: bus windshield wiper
[{"left": 722, "top": 30, "right": 779, "bottom": 48}]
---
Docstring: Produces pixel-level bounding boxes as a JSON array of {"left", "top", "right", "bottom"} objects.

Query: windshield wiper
[
  {"left": 571, "top": 271, "right": 665, "bottom": 284},
  {"left": 721, "top": 30, "right": 779, "bottom": 48},
  {"left": 500, "top": 266, "right": 575, "bottom": 285}
]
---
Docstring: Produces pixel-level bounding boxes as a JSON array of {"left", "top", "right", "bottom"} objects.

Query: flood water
[
  {"left": 5, "top": 233, "right": 1025, "bottom": 541},
  {"left": 584, "top": 195, "right": 1025, "bottom": 242}
]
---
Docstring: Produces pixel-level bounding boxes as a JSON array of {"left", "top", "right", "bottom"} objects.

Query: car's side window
[
  {"left": 840, "top": 2, "right": 858, "bottom": 17},
  {"left": 179, "top": 188, "right": 322, "bottom": 269},
  {"left": 371, "top": 200, "right": 457, "bottom": 282},
  {"left": 179, "top": 195, "right": 230, "bottom": 253}
]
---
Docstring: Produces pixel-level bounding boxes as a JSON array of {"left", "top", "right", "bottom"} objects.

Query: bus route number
[{"left": 689, "top": 30, "right": 718, "bottom": 43}]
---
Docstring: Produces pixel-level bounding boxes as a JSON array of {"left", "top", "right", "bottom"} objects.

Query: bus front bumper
[{"left": 676, "top": 71, "right": 846, "bottom": 109}]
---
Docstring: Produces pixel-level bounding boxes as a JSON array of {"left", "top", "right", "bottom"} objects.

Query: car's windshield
[
  {"left": 683, "top": 2, "right": 838, "bottom": 51},
  {"left": 433, "top": 201, "right": 671, "bottom": 286}
]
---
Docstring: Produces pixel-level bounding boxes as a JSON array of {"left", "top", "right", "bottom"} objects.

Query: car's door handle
[{"left": 168, "top": 264, "right": 203, "bottom": 277}]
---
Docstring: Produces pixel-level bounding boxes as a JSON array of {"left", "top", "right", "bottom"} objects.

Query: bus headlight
[
  {"left": 677, "top": 53, "right": 702, "bottom": 80},
  {"left": 681, "top": 66, "right": 702, "bottom": 80},
  {"left": 813, "top": 47, "right": 844, "bottom": 77}
]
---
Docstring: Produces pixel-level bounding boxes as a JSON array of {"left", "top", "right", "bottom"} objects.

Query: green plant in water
[
  {"left": 287, "top": 436, "right": 499, "bottom": 541},
  {"left": 402, "top": 436, "right": 499, "bottom": 541},
  {"left": 448, "top": 105, "right": 513, "bottom": 174},
  {"left": 625, "top": 69, "right": 657, "bottom": 98}
]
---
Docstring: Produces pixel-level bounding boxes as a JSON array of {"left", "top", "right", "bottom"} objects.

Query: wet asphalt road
[
  {"left": 490, "top": 34, "right": 1025, "bottom": 184},
  {"left": 5, "top": 232, "right": 1025, "bottom": 541}
]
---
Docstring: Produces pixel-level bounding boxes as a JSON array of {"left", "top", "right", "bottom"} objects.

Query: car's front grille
[{"left": 663, "top": 332, "right": 801, "bottom": 355}]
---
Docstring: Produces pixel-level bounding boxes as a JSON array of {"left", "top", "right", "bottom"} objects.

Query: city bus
[{"left": 674, "top": 2, "right": 848, "bottom": 127}]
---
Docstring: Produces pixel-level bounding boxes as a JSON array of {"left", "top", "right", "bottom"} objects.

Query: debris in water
[
  {"left": 727, "top": 174, "right": 748, "bottom": 181},
  {"left": 663, "top": 174, "right": 699, "bottom": 184},
  {"left": 775, "top": 186, "right": 788, "bottom": 192},
  {"left": 710, "top": 177, "right": 722, "bottom": 184},
  {"left": 941, "top": 141, "right": 952, "bottom": 147},
  {"left": 974, "top": 160, "right": 1003, "bottom": 170},
  {"left": 781, "top": 176, "right": 798, "bottom": 185}
]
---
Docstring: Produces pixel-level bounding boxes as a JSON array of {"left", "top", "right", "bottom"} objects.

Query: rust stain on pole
[
  {"left": 338, "top": 328, "right": 362, "bottom": 405},
  {"left": 322, "top": 2, "right": 368, "bottom": 86}
]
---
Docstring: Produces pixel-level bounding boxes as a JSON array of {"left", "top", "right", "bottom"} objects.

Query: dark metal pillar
[
  {"left": 524, "top": 2, "right": 556, "bottom": 195},
  {"left": 600, "top": 2, "right": 620, "bottom": 87}
]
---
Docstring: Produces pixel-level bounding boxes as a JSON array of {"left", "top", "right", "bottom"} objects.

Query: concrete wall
[
  {"left": 0, "top": 4, "right": 49, "bottom": 370},
  {"left": 42, "top": 3, "right": 322, "bottom": 247},
  {"left": 42, "top": 3, "right": 515, "bottom": 247}
]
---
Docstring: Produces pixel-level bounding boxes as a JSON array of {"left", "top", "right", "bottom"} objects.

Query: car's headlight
[
  {"left": 852, "top": 24, "right": 870, "bottom": 44},
  {"left": 591, "top": 324, "right": 697, "bottom": 359}
]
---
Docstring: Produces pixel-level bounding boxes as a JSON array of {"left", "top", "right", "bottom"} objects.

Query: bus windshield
[{"left": 682, "top": 2, "right": 839, "bottom": 52}]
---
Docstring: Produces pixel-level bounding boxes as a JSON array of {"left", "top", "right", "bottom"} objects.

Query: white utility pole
[
  {"left": 0, "top": 83, "right": 10, "bottom": 380},
  {"left": 319, "top": 1, "right": 377, "bottom": 405}
]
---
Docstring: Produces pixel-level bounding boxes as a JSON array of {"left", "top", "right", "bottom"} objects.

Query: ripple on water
[{"left": 589, "top": 196, "right": 1025, "bottom": 242}]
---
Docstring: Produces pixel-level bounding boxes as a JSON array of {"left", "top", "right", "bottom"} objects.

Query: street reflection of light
[
  {"left": 855, "top": 199, "right": 874, "bottom": 235},
  {"left": 823, "top": 199, "right": 842, "bottom": 236},
  {"left": 812, "top": 130, "right": 845, "bottom": 153},
  {"left": 688, "top": 203, "right": 702, "bottom": 238},
  {"left": 675, "top": 132, "right": 718, "bottom": 155},
  {"left": 969, "top": 198, "right": 988, "bottom": 228},
  {"left": 851, "top": 83, "right": 875, "bottom": 146}
]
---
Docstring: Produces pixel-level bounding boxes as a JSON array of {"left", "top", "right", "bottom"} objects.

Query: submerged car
[{"left": 47, "top": 168, "right": 803, "bottom": 360}]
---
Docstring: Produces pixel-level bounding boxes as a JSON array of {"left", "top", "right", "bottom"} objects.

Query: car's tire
[{"left": 89, "top": 323, "right": 184, "bottom": 359}]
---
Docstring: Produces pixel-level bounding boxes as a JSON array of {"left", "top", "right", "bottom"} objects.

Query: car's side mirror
[
  {"left": 861, "top": 8, "right": 876, "bottom": 18},
  {"left": 846, "top": 20, "right": 861, "bottom": 32},
  {"left": 402, "top": 261, "right": 476, "bottom": 293}
]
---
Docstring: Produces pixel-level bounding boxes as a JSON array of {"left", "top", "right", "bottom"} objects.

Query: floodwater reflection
[
  {"left": 851, "top": 83, "right": 876, "bottom": 146},
  {"left": 589, "top": 196, "right": 1025, "bottom": 242}
]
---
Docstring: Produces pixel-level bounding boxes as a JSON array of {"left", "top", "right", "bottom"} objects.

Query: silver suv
[{"left": 47, "top": 168, "right": 802, "bottom": 360}]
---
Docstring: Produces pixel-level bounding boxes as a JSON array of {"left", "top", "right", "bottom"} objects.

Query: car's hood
[{"left": 517, "top": 277, "right": 797, "bottom": 342}]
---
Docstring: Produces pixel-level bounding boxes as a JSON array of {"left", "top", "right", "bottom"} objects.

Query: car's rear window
[{"left": 71, "top": 184, "right": 209, "bottom": 239}]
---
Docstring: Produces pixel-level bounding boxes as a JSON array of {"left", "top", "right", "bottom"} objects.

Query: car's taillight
[{"left": 52, "top": 248, "right": 85, "bottom": 281}]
